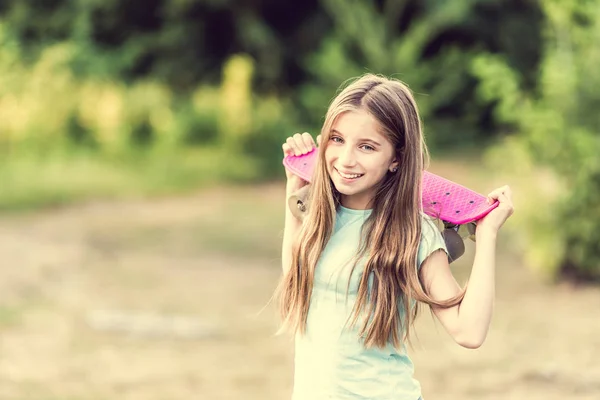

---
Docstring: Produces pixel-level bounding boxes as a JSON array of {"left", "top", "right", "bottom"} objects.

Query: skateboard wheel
[
  {"left": 467, "top": 222, "right": 477, "bottom": 242},
  {"left": 442, "top": 228, "right": 465, "bottom": 263},
  {"left": 288, "top": 185, "right": 310, "bottom": 220}
]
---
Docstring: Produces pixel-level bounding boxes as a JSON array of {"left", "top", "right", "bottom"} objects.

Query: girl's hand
[
  {"left": 282, "top": 132, "right": 321, "bottom": 193},
  {"left": 476, "top": 185, "right": 515, "bottom": 236}
]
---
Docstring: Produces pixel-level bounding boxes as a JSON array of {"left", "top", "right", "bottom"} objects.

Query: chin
[{"left": 333, "top": 185, "right": 360, "bottom": 197}]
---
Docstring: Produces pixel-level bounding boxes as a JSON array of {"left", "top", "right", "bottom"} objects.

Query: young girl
[{"left": 276, "top": 74, "right": 514, "bottom": 400}]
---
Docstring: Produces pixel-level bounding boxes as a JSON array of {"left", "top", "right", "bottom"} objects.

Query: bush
[
  {"left": 0, "top": 33, "right": 296, "bottom": 208},
  {"left": 472, "top": 0, "right": 600, "bottom": 282}
]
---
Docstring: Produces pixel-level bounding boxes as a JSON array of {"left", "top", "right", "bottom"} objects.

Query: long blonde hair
[{"left": 276, "top": 74, "right": 466, "bottom": 349}]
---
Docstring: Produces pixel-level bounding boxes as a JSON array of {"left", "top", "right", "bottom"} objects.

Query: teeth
[{"left": 337, "top": 170, "right": 363, "bottom": 179}]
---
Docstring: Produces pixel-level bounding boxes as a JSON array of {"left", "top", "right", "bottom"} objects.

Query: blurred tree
[
  {"left": 0, "top": 0, "right": 327, "bottom": 91},
  {"left": 0, "top": 1, "right": 541, "bottom": 93},
  {"left": 0, "top": 0, "right": 549, "bottom": 180},
  {"left": 473, "top": 0, "right": 600, "bottom": 282},
  {"left": 297, "top": 0, "right": 544, "bottom": 148}
]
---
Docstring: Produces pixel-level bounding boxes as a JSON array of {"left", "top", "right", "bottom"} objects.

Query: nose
[{"left": 338, "top": 144, "right": 357, "bottom": 168}]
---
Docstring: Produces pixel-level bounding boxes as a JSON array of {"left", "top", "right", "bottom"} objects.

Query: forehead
[{"left": 331, "top": 110, "right": 386, "bottom": 141}]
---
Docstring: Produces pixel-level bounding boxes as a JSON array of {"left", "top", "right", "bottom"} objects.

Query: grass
[
  {"left": 0, "top": 146, "right": 264, "bottom": 212},
  {"left": 0, "top": 144, "right": 489, "bottom": 213},
  {"left": 0, "top": 305, "right": 23, "bottom": 328}
]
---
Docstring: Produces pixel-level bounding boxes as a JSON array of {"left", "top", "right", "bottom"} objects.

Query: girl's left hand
[{"left": 476, "top": 185, "right": 514, "bottom": 235}]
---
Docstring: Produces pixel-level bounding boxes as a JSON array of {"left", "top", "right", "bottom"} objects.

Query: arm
[
  {"left": 418, "top": 185, "right": 514, "bottom": 349},
  {"left": 419, "top": 230, "right": 497, "bottom": 349},
  {"left": 281, "top": 181, "right": 303, "bottom": 274},
  {"left": 280, "top": 132, "right": 319, "bottom": 274}
]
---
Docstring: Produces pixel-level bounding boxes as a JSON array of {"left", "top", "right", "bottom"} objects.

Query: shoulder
[
  {"left": 417, "top": 212, "right": 447, "bottom": 268},
  {"left": 420, "top": 212, "right": 438, "bottom": 229},
  {"left": 419, "top": 212, "right": 442, "bottom": 240}
]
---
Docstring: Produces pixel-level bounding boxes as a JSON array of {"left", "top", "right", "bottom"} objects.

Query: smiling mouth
[{"left": 335, "top": 168, "right": 364, "bottom": 180}]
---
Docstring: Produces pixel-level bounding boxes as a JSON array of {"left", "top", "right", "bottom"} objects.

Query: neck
[{"left": 340, "top": 193, "right": 374, "bottom": 210}]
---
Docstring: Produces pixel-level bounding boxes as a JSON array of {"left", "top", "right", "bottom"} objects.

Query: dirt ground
[{"left": 0, "top": 177, "right": 599, "bottom": 400}]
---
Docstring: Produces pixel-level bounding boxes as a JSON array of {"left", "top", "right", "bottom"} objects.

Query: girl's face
[{"left": 325, "top": 109, "right": 398, "bottom": 210}]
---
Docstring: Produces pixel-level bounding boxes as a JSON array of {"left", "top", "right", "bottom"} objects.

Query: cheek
[
  {"left": 323, "top": 147, "right": 336, "bottom": 165},
  {"left": 368, "top": 159, "right": 391, "bottom": 176}
]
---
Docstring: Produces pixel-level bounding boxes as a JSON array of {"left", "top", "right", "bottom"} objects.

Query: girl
[{"left": 276, "top": 74, "right": 514, "bottom": 400}]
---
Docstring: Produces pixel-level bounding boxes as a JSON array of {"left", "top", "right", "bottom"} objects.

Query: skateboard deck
[
  {"left": 283, "top": 148, "right": 500, "bottom": 262},
  {"left": 283, "top": 148, "right": 498, "bottom": 226}
]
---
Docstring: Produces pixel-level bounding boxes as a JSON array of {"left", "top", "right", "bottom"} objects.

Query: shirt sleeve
[{"left": 417, "top": 215, "right": 448, "bottom": 269}]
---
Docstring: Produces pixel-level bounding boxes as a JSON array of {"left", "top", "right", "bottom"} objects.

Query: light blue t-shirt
[{"left": 292, "top": 205, "right": 447, "bottom": 400}]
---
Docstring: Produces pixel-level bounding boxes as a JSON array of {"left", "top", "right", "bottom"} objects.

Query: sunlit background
[{"left": 0, "top": 0, "right": 599, "bottom": 399}]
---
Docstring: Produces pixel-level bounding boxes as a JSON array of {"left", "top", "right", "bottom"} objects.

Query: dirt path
[{"left": 0, "top": 183, "right": 599, "bottom": 400}]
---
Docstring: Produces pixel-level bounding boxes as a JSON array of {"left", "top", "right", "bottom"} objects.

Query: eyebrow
[{"left": 331, "top": 129, "right": 382, "bottom": 146}]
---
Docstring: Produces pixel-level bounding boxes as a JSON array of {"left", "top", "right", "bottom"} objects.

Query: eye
[
  {"left": 330, "top": 136, "right": 343, "bottom": 143},
  {"left": 361, "top": 144, "right": 375, "bottom": 151}
]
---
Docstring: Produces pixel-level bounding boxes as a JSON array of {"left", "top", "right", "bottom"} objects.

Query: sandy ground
[{"left": 0, "top": 179, "right": 599, "bottom": 400}]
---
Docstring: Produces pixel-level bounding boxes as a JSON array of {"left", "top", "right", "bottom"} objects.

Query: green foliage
[
  {"left": 473, "top": 0, "right": 600, "bottom": 281},
  {"left": 0, "top": 0, "right": 550, "bottom": 210},
  {"left": 0, "top": 27, "right": 295, "bottom": 208},
  {"left": 0, "top": 0, "right": 328, "bottom": 91},
  {"left": 296, "top": 0, "right": 543, "bottom": 149}
]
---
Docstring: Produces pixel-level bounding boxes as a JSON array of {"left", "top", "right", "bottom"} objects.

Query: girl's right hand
[{"left": 282, "top": 132, "right": 321, "bottom": 193}]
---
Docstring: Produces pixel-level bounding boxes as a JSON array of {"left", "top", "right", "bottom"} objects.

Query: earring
[{"left": 391, "top": 167, "right": 398, "bottom": 173}]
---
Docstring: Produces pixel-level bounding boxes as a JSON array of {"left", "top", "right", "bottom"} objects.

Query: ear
[
  {"left": 389, "top": 147, "right": 404, "bottom": 172},
  {"left": 389, "top": 157, "right": 399, "bottom": 172}
]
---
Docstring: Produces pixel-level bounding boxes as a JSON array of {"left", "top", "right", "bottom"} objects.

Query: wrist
[
  {"left": 286, "top": 179, "right": 306, "bottom": 195},
  {"left": 286, "top": 179, "right": 298, "bottom": 189},
  {"left": 475, "top": 227, "right": 498, "bottom": 241},
  {"left": 286, "top": 183, "right": 300, "bottom": 197}
]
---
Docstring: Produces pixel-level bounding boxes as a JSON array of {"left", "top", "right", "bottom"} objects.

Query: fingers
[
  {"left": 486, "top": 185, "right": 514, "bottom": 214},
  {"left": 282, "top": 132, "right": 317, "bottom": 156},
  {"left": 486, "top": 185, "right": 512, "bottom": 203},
  {"left": 282, "top": 142, "right": 294, "bottom": 156}
]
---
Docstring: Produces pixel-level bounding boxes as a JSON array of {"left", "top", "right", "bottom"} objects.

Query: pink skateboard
[{"left": 283, "top": 149, "right": 499, "bottom": 262}]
